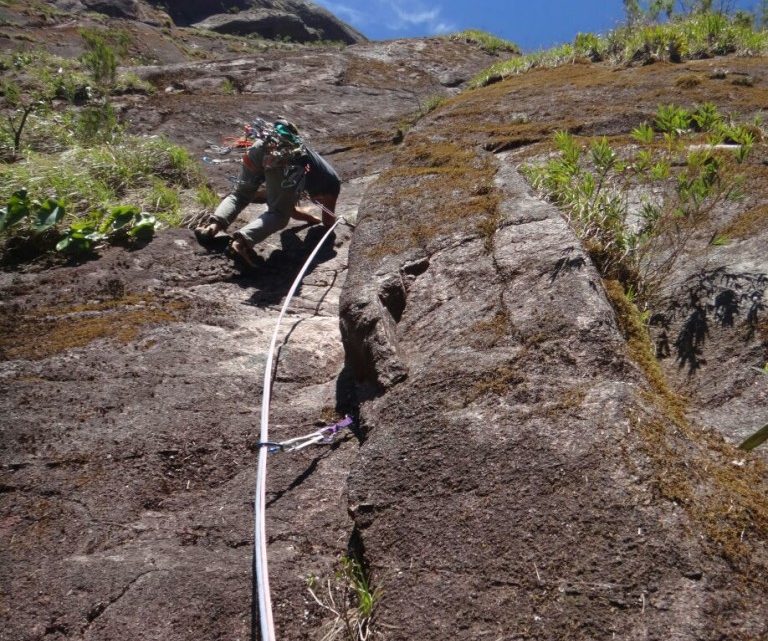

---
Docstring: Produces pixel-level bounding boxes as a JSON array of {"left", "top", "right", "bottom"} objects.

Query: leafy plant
[
  {"left": 0, "top": 189, "right": 66, "bottom": 259},
  {"left": 55, "top": 204, "right": 157, "bottom": 256},
  {"left": 631, "top": 122, "right": 655, "bottom": 144},
  {"left": 654, "top": 104, "right": 691, "bottom": 136},
  {"left": 0, "top": 189, "right": 65, "bottom": 235},
  {"left": 522, "top": 106, "right": 751, "bottom": 303},
  {"left": 55, "top": 219, "right": 103, "bottom": 255},
  {"left": 0, "top": 189, "right": 159, "bottom": 259},
  {"left": 100, "top": 204, "right": 157, "bottom": 240}
]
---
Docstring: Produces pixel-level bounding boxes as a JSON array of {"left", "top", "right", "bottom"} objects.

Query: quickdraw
[{"left": 257, "top": 416, "right": 354, "bottom": 453}]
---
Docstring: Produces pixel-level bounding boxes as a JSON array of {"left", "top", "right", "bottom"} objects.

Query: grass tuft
[
  {"left": 307, "top": 555, "right": 380, "bottom": 641},
  {"left": 449, "top": 30, "right": 521, "bottom": 55}
]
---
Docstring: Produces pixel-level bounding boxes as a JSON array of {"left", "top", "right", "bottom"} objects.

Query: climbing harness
[
  {"left": 253, "top": 215, "right": 346, "bottom": 641},
  {"left": 257, "top": 416, "right": 354, "bottom": 453}
]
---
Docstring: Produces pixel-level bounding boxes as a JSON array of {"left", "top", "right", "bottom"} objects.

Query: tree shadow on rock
[
  {"left": 658, "top": 267, "right": 767, "bottom": 374},
  {"left": 549, "top": 246, "right": 586, "bottom": 283},
  {"left": 674, "top": 303, "right": 708, "bottom": 372}
]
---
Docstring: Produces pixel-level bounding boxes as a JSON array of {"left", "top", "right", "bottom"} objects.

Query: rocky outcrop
[
  {"left": 52, "top": 0, "right": 161, "bottom": 22},
  {"left": 161, "top": 0, "right": 366, "bottom": 43},
  {"left": 336, "top": 56, "right": 768, "bottom": 639},
  {"left": 81, "top": 0, "right": 140, "bottom": 19},
  {"left": 193, "top": 9, "right": 319, "bottom": 41},
  {"left": 340, "top": 154, "right": 768, "bottom": 638},
  {"left": 48, "top": 0, "right": 366, "bottom": 43}
]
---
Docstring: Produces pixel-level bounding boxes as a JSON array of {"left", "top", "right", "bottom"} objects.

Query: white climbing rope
[{"left": 254, "top": 216, "right": 344, "bottom": 641}]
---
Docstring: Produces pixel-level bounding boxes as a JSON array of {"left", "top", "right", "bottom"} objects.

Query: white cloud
[
  {"left": 316, "top": 0, "right": 455, "bottom": 37},
  {"left": 320, "top": 1, "right": 369, "bottom": 26},
  {"left": 383, "top": 1, "right": 454, "bottom": 35},
  {"left": 432, "top": 22, "right": 455, "bottom": 34},
  {"left": 392, "top": 6, "right": 440, "bottom": 25}
]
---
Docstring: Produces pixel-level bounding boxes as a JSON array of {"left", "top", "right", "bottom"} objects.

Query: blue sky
[{"left": 314, "top": 0, "right": 762, "bottom": 51}]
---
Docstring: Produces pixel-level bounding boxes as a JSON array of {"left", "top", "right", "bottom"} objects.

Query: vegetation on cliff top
[
  {"left": 448, "top": 30, "right": 521, "bottom": 56},
  {"left": 471, "top": 11, "right": 768, "bottom": 87}
]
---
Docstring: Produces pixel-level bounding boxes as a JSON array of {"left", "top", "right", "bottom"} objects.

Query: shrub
[
  {"left": 79, "top": 29, "right": 118, "bottom": 87},
  {"left": 521, "top": 106, "right": 753, "bottom": 304},
  {"left": 75, "top": 102, "right": 120, "bottom": 144},
  {"left": 0, "top": 132, "right": 206, "bottom": 262}
]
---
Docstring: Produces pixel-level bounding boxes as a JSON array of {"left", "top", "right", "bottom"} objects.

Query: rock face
[
  {"left": 160, "top": 0, "right": 366, "bottom": 43},
  {"left": 340, "top": 157, "right": 767, "bottom": 639},
  {"left": 52, "top": 0, "right": 158, "bottom": 22},
  {"left": 120, "top": 37, "right": 501, "bottom": 176},
  {"left": 337, "top": 56, "right": 768, "bottom": 639},
  {"left": 0, "top": 28, "right": 505, "bottom": 641},
  {"left": 81, "top": 0, "right": 141, "bottom": 19},
  {"left": 1, "top": 8, "right": 768, "bottom": 641}
]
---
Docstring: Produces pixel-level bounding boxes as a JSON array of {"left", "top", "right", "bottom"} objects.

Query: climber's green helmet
[{"left": 274, "top": 118, "right": 301, "bottom": 146}]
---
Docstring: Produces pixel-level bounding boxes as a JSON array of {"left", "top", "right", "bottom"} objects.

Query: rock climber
[{"left": 195, "top": 118, "right": 341, "bottom": 267}]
